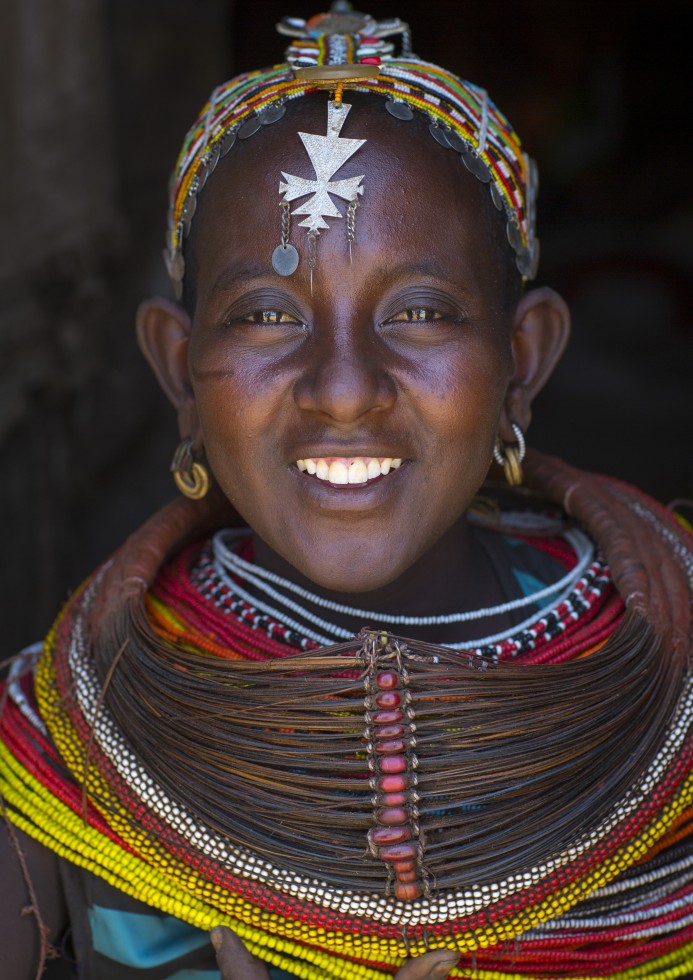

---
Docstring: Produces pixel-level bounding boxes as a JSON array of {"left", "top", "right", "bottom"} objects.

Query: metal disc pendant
[
  {"left": 272, "top": 243, "right": 299, "bottom": 276},
  {"left": 181, "top": 193, "right": 197, "bottom": 223},
  {"left": 207, "top": 142, "right": 221, "bottom": 173},
  {"left": 461, "top": 150, "right": 491, "bottom": 183},
  {"left": 446, "top": 130, "right": 468, "bottom": 154},
  {"left": 262, "top": 104, "right": 287, "bottom": 125},
  {"left": 170, "top": 251, "right": 185, "bottom": 281},
  {"left": 429, "top": 123, "right": 451, "bottom": 149},
  {"left": 490, "top": 180, "right": 505, "bottom": 211},
  {"left": 515, "top": 247, "right": 533, "bottom": 278},
  {"left": 385, "top": 100, "right": 414, "bottom": 120},
  {"left": 506, "top": 219, "right": 523, "bottom": 252},
  {"left": 238, "top": 115, "right": 262, "bottom": 139},
  {"left": 220, "top": 130, "right": 237, "bottom": 157}
]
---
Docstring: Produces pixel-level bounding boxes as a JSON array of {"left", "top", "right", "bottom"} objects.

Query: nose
[{"left": 293, "top": 323, "right": 397, "bottom": 423}]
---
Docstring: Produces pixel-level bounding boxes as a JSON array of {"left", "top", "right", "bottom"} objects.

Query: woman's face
[{"left": 186, "top": 97, "right": 516, "bottom": 593}]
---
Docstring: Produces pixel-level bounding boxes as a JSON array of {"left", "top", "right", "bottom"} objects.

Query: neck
[{"left": 251, "top": 516, "right": 515, "bottom": 644}]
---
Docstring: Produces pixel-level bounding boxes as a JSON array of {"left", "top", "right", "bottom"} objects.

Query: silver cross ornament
[{"left": 272, "top": 101, "right": 366, "bottom": 280}]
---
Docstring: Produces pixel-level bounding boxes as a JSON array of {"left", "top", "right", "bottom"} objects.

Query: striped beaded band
[{"left": 165, "top": 7, "right": 539, "bottom": 299}]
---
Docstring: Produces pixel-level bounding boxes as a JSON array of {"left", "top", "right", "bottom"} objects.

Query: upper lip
[{"left": 290, "top": 447, "right": 408, "bottom": 460}]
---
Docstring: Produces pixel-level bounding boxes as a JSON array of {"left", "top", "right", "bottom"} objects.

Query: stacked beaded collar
[
  {"left": 2, "top": 456, "right": 693, "bottom": 978},
  {"left": 165, "top": 4, "right": 539, "bottom": 299}
]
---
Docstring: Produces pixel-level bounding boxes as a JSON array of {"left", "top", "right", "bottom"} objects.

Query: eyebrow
[
  {"left": 367, "top": 260, "right": 473, "bottom": 294},
  {"left": 207, "top": 263, "right": 274, "bottom": 296}
]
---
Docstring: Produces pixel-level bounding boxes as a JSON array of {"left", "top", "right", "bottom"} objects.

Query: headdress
[{"left": 165, "top": 3, "right": 540, "bottom": 300}]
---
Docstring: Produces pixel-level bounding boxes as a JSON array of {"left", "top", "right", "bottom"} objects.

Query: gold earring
[
  {"left": 493, "top": 422, "right": 526, "bottom": 487},
  {"left": 170, "top": 437, "right": 210, "bottom": 500}
]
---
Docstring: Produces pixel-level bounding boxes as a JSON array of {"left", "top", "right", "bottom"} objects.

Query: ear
[
  {"left": 136, "top": 297, "right": 200, "bottom": 441},
  {"left": 499, "top": 287, "right": 571, "bottom": 440}
]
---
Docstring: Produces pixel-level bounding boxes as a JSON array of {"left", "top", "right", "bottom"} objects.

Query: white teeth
[
  {"left": 328, "top": 461, "right": 349, "bottom": 484},
  {"left": 348, "top": 460, "right": 368, "bottom": 484},
  {"left": 367, "top": 459, "right": 381, "bottom": 480},
  {"left": 297, "top": 456, "right": 405, "bottom": 484}
]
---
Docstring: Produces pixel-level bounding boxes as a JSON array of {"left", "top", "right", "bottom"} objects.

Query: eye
[
  {"left": 229, "top": 309, "right": 305, "bottom": 327},
  {"left": 385, "top": 308, "right": 445, "bottom": 323}
]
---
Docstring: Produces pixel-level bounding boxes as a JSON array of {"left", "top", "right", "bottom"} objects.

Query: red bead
[
  {"left": 375, "top": 691, "right": 401, "bottom": 709},
  {"left": 379, "top": 842, "right": 418, "bottom": 862},
  {"left": 373, "top": 709, "right": 403, "bottom": 725},
  {"left": 395, "top": 881, "right": 422, "bottom": 901},
  {"left": 380, "top": 791, "right": 407, "bottom": 806},
  {"left": 397, "top": 869, "right": 418, "bottom": 883},
  {"left": 376, "top": 671, "right": 398, "bottom": 690},
  {"left": 375, "top": 739, "right": 406, "bottom": 755},
  {"left": 369, "top": 826, "right": 412, "bottom": 846},
  {"left": 393, "top": 860, "right": 416, "bottom": 873},
  {"left": 376, "top": 724, "right": 404, "bottom": 739},
  {"left": 377, "top": 806, "right": 408, "bottom": 825},
  {"left": 360, "top": 35, "right": 380, "bottom": 44},
  {"left": 379, "top": 773, "right": 408, "bottom": 793},
  {"left": 379, "top": 754, "right": 406, "bottom": 774},
  {"left": 360, "top": 56, "right": 382, "bottom": 65}
]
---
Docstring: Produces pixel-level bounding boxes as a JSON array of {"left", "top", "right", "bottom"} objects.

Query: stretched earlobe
[
  {"left": 501, "top": 286, "right": 571, "bottom": 438},
  {"left": 136, "top": 297, "right": 203, "bottom": 443}
]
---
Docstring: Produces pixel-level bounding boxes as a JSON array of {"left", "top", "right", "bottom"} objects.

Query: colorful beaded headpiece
[{"left": 165, "top": 3, "right": 540, "bottom": 299}]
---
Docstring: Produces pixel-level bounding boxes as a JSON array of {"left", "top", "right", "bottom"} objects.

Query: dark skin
[{"left": 1, "top": 95, "right": 570, "bottom": 977}]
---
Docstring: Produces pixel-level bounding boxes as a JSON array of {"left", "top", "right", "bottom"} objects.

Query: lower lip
[{"left": 289, "top": 463, "right": 407, "bottom": 508}]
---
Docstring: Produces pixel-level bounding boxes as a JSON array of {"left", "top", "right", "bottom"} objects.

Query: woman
[{"left": 2, "top": 5, "right": 692, "bottom": 979}]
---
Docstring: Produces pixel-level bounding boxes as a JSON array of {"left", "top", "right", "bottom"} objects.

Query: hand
[{"left": 210, "top": 926, "right": 460, "bottom": 979}]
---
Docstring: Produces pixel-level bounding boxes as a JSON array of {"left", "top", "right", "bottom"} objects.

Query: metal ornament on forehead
[
  {"left": 165, "top": 3, "right": 540, "bottom": 302},
  {"left": 272, "top": 100, "right": 366, "bottom": 281}
]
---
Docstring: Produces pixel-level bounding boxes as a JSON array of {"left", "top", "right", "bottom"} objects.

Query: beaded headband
[{"left": 165, "top": 3, "right": 540, "bottom": 299}]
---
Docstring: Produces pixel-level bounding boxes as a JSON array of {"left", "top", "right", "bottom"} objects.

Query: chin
[{"left": 282, "top": 539, "right": 413, "bottom": 596}]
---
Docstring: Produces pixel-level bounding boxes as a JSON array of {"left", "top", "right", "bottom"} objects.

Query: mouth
[{"left": 296, "top": 456, "right": 403, "bottom": 486}]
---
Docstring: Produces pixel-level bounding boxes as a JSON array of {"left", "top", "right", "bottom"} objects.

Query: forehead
[{"left": 189, "top": 93, "right": 503, "bottom": 302}]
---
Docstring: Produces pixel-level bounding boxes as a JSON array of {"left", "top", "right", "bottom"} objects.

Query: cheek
[{"left": 405, "top": 334, "right": 511, "bottom": 451}]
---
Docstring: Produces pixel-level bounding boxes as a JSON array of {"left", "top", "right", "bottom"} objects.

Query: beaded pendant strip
[{"left": 164, "top": 6, "right": 539, "bottom": 300}]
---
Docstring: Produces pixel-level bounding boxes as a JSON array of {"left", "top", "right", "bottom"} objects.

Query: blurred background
[{"left": 1, "top": 0, "right": 691, "bottom": 653}]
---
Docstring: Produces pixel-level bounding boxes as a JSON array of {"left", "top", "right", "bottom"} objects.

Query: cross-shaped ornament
[{"left": 279, "top": 101, "right": 365, "bottom": 234}]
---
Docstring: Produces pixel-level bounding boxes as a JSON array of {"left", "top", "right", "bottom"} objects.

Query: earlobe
[
  {"left": 501, "top": 287, "right": 571, "bottom": 436},
  {"left": 136, "top": 297, "right": 193, "bottom": 409}
]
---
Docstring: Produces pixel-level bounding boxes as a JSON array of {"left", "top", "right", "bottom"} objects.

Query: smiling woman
[{"left": 1, "top": 5, "right": 692, "bottom": 980}]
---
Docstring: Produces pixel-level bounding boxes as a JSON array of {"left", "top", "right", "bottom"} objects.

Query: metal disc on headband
[
  {"left": 207, "top": 142, "right": 221, "bottom": 174},
  {"left": 262, "top": 104, "right": 287, "bottom": 125},
  {"left": 490, "top": 180, "right": 505, "bottom": 211},
  {"left": 446, "top": 130, "right": 468, "bottom": 154},
  {"left": 238, "top": 115, "right": 262, "bottom": 139},
  {"left": 196, "top": 161, "right": 209, "bottom": 190},
  {"left": 385, "top": 100, "right": 414, "bottom": 120},
  {"left": 461, "top": 150, "right": 491, "bottom": 183},
  {"left": 506, "top": 219, "right": 523, "bottom": 252},
  {"left": 272, "top": 243, "right": 299, "bottom": 276},
  {"left": 181, "top": 193, "right": 197, "bottom": 223},
  {"left": 515, "top": 247, "right": 533, "bottom": 278},
  {"left": 429, "top": 123, "right": 451, "bottom": 149},
  {"left": 220, "top": 131, "right": 237, "bottom": 157}
]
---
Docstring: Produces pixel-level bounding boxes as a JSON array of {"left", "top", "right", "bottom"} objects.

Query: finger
[
  {"left": 210, "top": 926, "right": 271, "bottom": 980},
  {"left": 394, "top": 947, "right": 460, "bottom": 980}
]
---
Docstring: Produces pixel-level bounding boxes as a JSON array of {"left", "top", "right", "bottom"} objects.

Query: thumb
[
  {"left": 395, "top": 947, "right": 460, "bottom": 979},
  {"left": 210, "top": 926, "right": 271, "bottom": 980}
]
